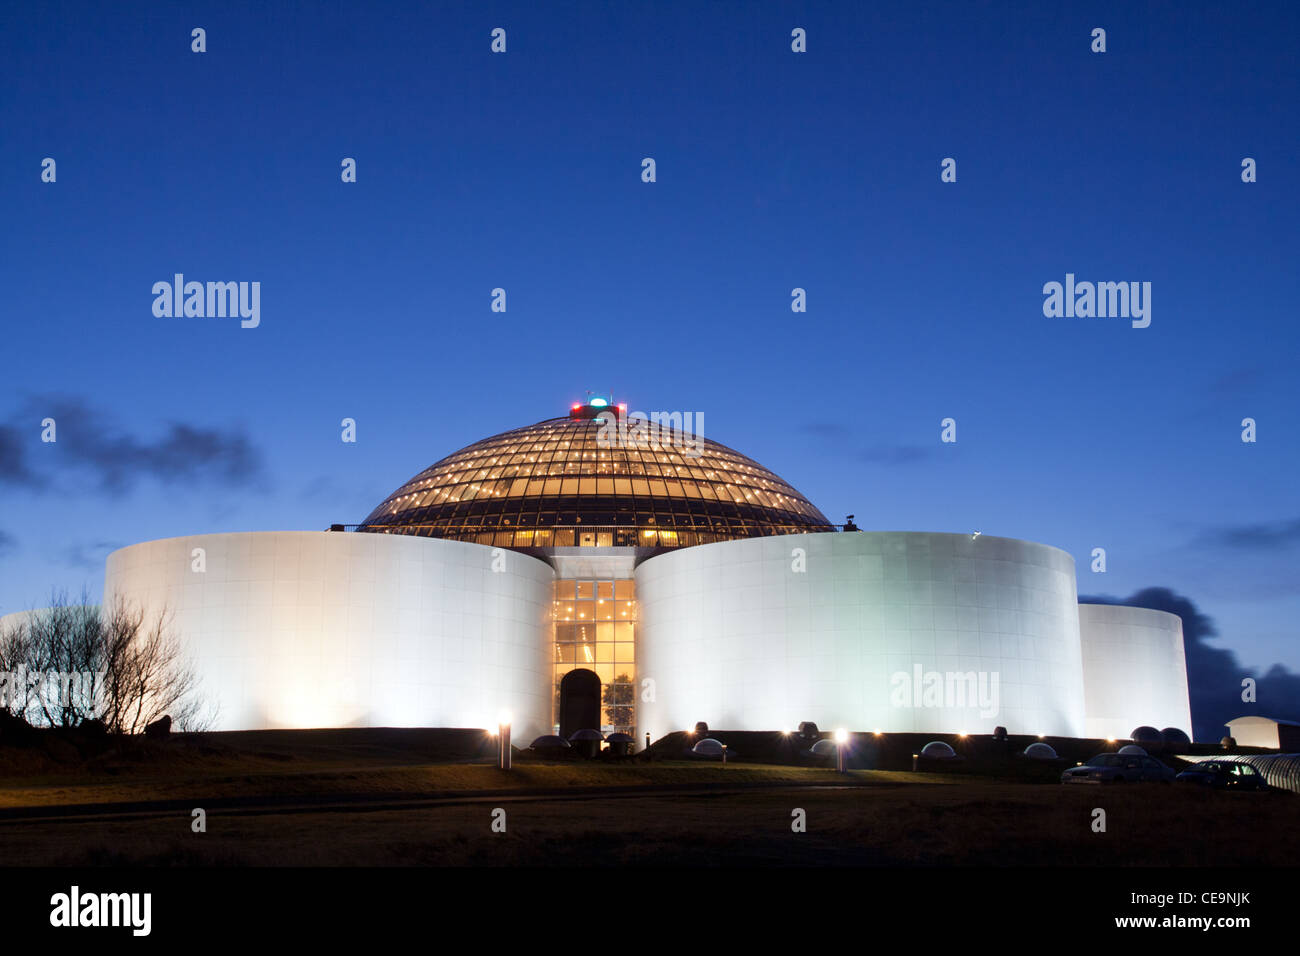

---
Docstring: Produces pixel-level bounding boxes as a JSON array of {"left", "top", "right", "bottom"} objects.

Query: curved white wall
[
  {"left": 1078, "top": 603, "right": 1192, "bottom": 740},
  {"left": 104, "top": 532, "right": 555, "bottom": 741},
  {"left": 634, "top": 532, "right": 1086, "bottom": 741},
  {"left": 0, "top": 609, "right": 39, "bottom": 631}
]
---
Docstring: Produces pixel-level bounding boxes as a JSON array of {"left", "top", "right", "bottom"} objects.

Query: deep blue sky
[{"left": 1, "top": 2, "right": 1297, "bottom": 674}]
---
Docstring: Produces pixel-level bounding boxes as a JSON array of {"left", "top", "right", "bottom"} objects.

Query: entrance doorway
[{"left": 559, "top": 668, "right": 601, "bottom": 738}]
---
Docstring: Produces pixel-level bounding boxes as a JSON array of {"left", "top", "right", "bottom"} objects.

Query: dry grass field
[{"left": 0, "top": 728, "right": 1293, "bottom": 866}]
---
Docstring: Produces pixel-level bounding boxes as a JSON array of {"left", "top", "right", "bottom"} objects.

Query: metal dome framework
[{"left": 357, "top": 407, "right": 832, "bottom": 549}]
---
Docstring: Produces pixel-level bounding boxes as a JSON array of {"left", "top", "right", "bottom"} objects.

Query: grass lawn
[{"left": 0, "top": 728, "right": 1294, "bottom": 866}]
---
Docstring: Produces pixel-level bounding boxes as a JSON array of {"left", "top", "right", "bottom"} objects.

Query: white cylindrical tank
[
  {"left": 635, "top": 531, "right": 1086, "bottom": 741},
  {"left": 104, "top": 531, "right": 555, "bottom": 741},
  {"left": 1078, "top": 603, "right": 1192, "bottom": 740}
]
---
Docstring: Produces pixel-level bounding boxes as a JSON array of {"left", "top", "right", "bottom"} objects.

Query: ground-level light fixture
[
  {"left": 834, "top": 728, "right": 849, "bottom": 773},
  {"left": 497, "top": 712, "right": 512, "bottom": 770}
]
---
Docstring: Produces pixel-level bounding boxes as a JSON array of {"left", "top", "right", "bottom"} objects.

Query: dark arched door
[{"left": 559, "top": 668, "right": 601, "bottom": 738}]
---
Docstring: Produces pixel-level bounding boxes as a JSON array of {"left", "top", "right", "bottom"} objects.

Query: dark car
[
  {"left": 1175, "top": 761, "right": 1270, "bottom": 791},
  {"left": 1061, "top": 752, "right": 1176, "bottom": 784}
]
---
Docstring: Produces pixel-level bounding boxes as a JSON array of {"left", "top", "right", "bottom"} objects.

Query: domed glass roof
[{"left": 357, "top": 403, "right": 832, "bottom": 549}]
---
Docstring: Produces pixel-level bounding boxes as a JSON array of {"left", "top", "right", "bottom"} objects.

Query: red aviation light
[{"left": 569, "top": 397, "right": 623, "bottom": 421}]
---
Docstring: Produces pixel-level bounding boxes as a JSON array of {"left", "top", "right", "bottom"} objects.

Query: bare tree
[
  {"left": 1, "top": 592, "right": 213, "bottom": 734},
  {"left": 0, "top": 614, "right": 36, "bottom": 720},
  {"left": 97, "top": 600, "right": 207, "bottom": 735},
  {"left": 28, "top": 592, "right": 101, "bottom": 727}
]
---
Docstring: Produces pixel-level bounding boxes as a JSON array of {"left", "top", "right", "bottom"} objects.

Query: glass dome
[{"left": 357, "top": 403, "right": 833, "bottom": 549}]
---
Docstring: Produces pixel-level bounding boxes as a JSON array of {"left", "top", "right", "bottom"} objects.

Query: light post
[
  {"left": 834, "top": 727, "right": 849, "bottom": 773},
  {"left": 497, "top": 711, "right": 512, "bottom": 770}
]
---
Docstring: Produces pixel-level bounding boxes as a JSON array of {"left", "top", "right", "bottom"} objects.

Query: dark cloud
[
  {"left": 63, "top": 540, "right": 124, "bottom": 570},
  {"left": 299, "top": 476, "right": 387, "bottom": 524},
  {"left": 1193, "top": 517, "right": 1300, "bottom": 552},
  {"left": 1079, "top": 587, "right": 1300, "bottom": 743},
  {"left": 0, "top": 425, "right": 38, "bottom": 486},
  {"left": 858, "top": 445, "right": 931, "bottom": 465},
  {"left": 800, "top": 422, "right": 851, "bottom": 439},
  {"left": 801, "top": 422, "right": 932, "bottom": 466},
  {"left": 3, "top": 396, "right": 263, "bottom": 494},
  {"left": 1206, "top": 365, "right": 1271, "bottom": 397},
  {"left": 300, "top": 475, "right": 346, "bottom": 501}
]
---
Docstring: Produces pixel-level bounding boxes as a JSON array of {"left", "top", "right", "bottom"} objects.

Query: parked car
[
  {"left": 1175, "top": 760, "right": 1270, "bottom": 791},
  {"left": 1061, "top": 752, "right": 1176, "bottom": 784}
]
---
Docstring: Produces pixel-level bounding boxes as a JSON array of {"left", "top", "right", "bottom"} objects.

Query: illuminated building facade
[{"left": 101, "top": 398, "right": 1194, "bottom": 742}]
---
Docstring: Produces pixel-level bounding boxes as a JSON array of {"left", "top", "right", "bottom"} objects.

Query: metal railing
[{"left": 327, "top": 522, "right": 844, "bottom": 549}]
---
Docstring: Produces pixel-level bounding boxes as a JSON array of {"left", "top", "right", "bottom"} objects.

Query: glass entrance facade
[{"left": 552, "top": 578, "right": 636, "bottom": 735}]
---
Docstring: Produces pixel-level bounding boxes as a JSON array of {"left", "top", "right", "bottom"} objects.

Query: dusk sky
[{"left": 2, "top": 2, "right": 1296, "bottom": 675}]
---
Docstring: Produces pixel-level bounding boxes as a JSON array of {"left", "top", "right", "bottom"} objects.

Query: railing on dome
[{"left": 329, "top": 523, "right": 843, "bottom": 549}]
